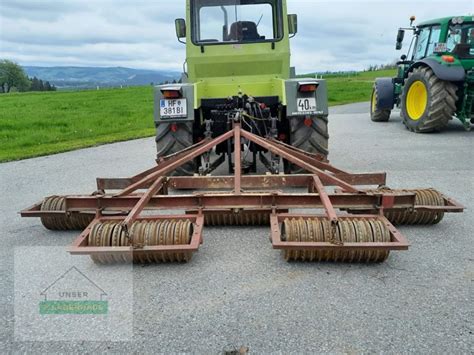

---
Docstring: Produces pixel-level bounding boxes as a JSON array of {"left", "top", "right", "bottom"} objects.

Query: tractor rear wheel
[
  {"left": 286, "top": 115, "right": 329, "bottom": 174},
  {"left": 155, "top": 122, "right": 196, "bottom": 176},
  {"left": 370, "top": 86, "right": 391, "bottom": 122},
  {"left": 401, "top": 67, "right": 458, "bottom": 133}
]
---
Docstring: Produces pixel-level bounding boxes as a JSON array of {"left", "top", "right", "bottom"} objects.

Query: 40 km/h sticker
[{"left": 297, "top": 98, "right": 317, "bottom": 113}]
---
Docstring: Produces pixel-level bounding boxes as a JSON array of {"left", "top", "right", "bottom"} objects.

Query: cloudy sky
[{"left": 0, "top": 0, "right": 472, "bottom": 73}]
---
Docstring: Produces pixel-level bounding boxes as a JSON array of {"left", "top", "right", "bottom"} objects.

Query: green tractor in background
[
  {"left": 371, "top": 16, "right": 474, "bottom": 132},
  {"left": 154, "top": 0, "right": 329, "bottom": 175}
]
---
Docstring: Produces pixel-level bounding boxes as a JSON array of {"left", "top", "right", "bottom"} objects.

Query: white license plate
[
  {"left": 160, "top": 99, "right": 187, "bottom": 118},
  {"left": 297, "top": 98, "right": 317, "bottom": 113}
]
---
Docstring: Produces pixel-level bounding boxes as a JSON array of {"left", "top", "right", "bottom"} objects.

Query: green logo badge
[{"left": 39, "top": 267, "right": 108, "bottom": 315}]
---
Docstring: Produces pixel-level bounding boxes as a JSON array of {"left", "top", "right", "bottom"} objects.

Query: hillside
[{"left": 24, "top": 66, "right": 180, "bottom": 89}]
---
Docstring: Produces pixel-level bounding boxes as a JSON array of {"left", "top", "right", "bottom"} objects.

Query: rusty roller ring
[
  {"left": 416, "top": 190, "right": 431, "bottom": 225},
  {"left": 359, "top": 219, "right": 375, "bottom": 263},
  {"left": 149, "top": 220, "right": 161, "bottom": 263},
  {"left": 175, "top": 220, "right": 190, "bottom": 263},
  {"left": 345, "top": 220, "right": 359, "bottom": 262},
  {"left": 373, "top": 219, "right": 390, "bottom": 262},
  {"left": 181, "top": 220, "right": 194, "bottom": 262},
  {"left": 40, "top": 196, "right": 55, "bottom": 230},
  {"left": 205, "top": 211, "right": 270, "bottom": 226},
  {"left": 163, "top": 220, "right": 176, "bottom": 263},
  {"left": 283, "top": 219, "right": 297, "bottom": 261},
  {"left": 90, "top": 222, "right": 110, "bottom": 264},
  {"left": 141, "top": 221, "right": 154, "bottom": 264},
  {"left": 102, "top": 222, "right": 116, "bottom": 264},
  {"left": 342, "top": 220, "right": 357, "bottom": 263},
  {"left": 424, "top": 189, "right": 445, "bottom": 225},
  {"left": 306, "top": 218, "right": 316, "bottom": 261},
  {"left": 136, "top": 221, "right": 149, "bottom": 264},
  {"left": 349, "top": 219, "right": 363, "bottom": 263},
  {"left": 367, "top": 219, "right": 383, "bottom": 262},
  {"left": 299, "top": 218, "right": 309, "bottom": 261}
]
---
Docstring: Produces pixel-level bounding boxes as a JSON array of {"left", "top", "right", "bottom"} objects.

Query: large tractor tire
[
  {"left": 400, "top": 67, "right": 458, "bottom": 133},
  {"left": 155, "top": 122, "right": 196, "bottom": 176},
  {"left": 287, "top": 115, "right": 329, "bottom": 174},
  {"left": 370, "top": 85, "right": 391, "bottom": 122}
]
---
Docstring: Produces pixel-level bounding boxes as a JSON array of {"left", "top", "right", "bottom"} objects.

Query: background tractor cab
[
  {"left": 154, "top": 0, "right": 329, "bottom": 176},
  {"left": 371, "top": 15, "right": 474, "bottom": 133}
]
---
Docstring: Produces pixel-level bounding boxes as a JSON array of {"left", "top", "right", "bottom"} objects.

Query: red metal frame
[{"left": 20, "top": 123, "right": 465, "bottom": 261}]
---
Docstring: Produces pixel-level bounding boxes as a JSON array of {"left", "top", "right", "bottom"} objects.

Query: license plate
[
  {"left": 297, "top": 98, "right": 317, "bottom": 113},
  {"left": 434, "top": 42, "right": 447, "bottom": 53},
  {"left": 160, "top": 99, "right": 187, "bottom": 118}
]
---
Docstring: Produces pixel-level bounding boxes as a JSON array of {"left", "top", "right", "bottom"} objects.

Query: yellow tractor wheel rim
[
  {"left": 406, "top": 81, "right": 428, "bottom": 121},
  {"left": 371, "top": 91, "right": 377, "bottom": 113}
]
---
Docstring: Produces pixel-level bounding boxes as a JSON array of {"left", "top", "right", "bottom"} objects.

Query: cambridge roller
[
  {"left": 88, "top": 220, "right": 194, "bottom": 264},
  {"left": 282, "top": 218, "right": 390, "bottom": 263}
]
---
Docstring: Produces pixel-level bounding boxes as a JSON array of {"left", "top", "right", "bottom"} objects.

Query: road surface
[{"left": 1, "top": 102, "right": 472, "bottom": 353}]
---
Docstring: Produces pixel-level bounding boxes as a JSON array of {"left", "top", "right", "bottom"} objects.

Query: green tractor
[
  {"left": 154, "top": 0, "right": 329, "bottom": 175},
  {"left": 371, "top": 15, "right": 474, "bottom": 132}
]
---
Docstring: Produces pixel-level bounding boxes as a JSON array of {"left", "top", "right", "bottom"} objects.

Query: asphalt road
[{"left": 1, "top": 102, "right": 473, "bottom": 353}]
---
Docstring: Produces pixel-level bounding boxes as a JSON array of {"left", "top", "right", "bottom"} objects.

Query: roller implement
[
  {"left": 21, "top": 122, "right": 464, "bottom": 265},
  {"left": 22, "top": 0, "right": 464, "bottom": 264}
]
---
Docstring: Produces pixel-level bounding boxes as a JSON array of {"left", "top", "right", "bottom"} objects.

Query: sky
[{"left": 0, "top": 0, "right": 472, "bottom": 73}]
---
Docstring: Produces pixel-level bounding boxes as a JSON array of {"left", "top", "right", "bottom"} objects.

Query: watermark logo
[{"left": 39, "top": 266, "right": 108, "bottom": 315}]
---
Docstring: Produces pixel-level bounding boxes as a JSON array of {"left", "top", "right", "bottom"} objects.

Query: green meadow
[{"left": 0, "top": 69, "right": 396, "bottom": 162}]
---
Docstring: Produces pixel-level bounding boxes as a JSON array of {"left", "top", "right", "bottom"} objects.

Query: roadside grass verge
[
  {"left": 0, "top": 86, "right": 154, "bottom": 162},
  {"left": 315, "top": 69, "right": 397, "bottom": 106},
  {"left": 0, "top": 69, "right": 396, "bottom": 162}
]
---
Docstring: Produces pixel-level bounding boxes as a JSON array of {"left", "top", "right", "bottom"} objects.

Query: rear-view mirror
[
  {"left": 175, "top": 18, "right": 186, "bottom": 39},
  {"left": 288, "top": 14, "right": 298, "bottom": 36},
  {"left": 396, "top": 29, "right": 405, "bottom": 50}
]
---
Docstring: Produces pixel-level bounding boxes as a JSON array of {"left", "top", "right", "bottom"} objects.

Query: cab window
[
  {"left": 447, "top": 23, "right": 474, "bottom": 58},
  {"left": 426, "top": 26, "right": 441, "bottom": 55},
  {"left": 414, "top": 27, "right": 430, "bottom": 59},
  {"left": 192, "top": 0, "right": 282, "bottom": 45}
]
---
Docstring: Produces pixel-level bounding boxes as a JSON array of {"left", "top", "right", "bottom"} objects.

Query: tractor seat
[{"left": 229, "top": 21, "right": 264, "bottom": 42}]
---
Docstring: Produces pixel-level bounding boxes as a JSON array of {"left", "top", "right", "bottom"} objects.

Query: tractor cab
[
  {"left": 174, "top": 0, "right": 297, "bottom": 97},
  {"left": 396, "top": 16, "right": 474, "bottom": 67}
]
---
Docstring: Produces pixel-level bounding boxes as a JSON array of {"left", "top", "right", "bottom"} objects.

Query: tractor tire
[
  {"left": 370, "top": 86, "right": 391, "bottom": 122},
  {"left": 287, "top": 115, "right": 329, "bottom": 174},
  {"left": 155, "top": 122, "right": 196, "bottom": 176},
  {"left": 400, "top": 67, "right": 458, "bottom": 133}
]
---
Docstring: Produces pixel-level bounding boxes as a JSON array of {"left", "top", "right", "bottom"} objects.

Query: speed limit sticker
[{"left": 297, "top": 98, "right": 317, "bottom": 113}]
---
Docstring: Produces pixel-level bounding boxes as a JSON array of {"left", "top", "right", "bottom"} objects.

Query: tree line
[{"left": 0, "top": 59, "right": 57, "bottom": 93}]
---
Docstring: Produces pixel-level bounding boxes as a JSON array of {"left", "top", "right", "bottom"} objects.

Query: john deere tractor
[
  {"left": 154, "top": 0, "right": 328, "bottom": 175},
  {"left": 371, "top": 16, "right": 474, "bottom": 132}
]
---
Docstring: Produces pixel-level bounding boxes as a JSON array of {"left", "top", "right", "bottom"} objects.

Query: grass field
[
  {"left": 0, "top": 69, "right": 396, "bottom": 162},
  {"left": 321, "top": 69, "right": 396, "bottom": 106},
  {"left": 0, "top": 87, "right": 154, "bottom": 162}
]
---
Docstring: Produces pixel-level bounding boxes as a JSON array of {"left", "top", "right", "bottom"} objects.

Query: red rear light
[
  {"left": 441, "top": 55, "right": 455, "bottom": 63},
  {"left": 163, "top": 90, "right": 181, "bottom": 99},
  {"left": 278, "top": 133, "right": 287, "bottom": 141},
  {"left": 298, "top": 83, "right": 318, "bottom": 93},
  {"left": 304, "top": 117, "right": 313, "bottom": 127},
  {"left": 170, "top": 123, "right": 178, "bottom": 132}
]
